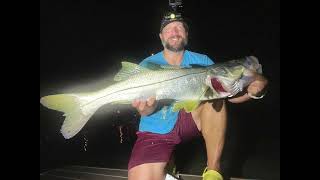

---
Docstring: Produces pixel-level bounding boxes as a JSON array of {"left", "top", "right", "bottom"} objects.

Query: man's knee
[
  {"left": 199, "top": 100, "right": 226, "bottom": 121},
  {"left": 128, "top": 163, "right": 167, "bottom": 180},
  {"left": 199, "top": 100, "right": 227, "bottom": 135},
  {"left": 203, "top": 99, "right": 225, "bottom": 112}
]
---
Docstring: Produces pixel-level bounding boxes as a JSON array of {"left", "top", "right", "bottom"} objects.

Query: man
[{"left": 128, "top": 11, "right": 268, "bottom": 180}]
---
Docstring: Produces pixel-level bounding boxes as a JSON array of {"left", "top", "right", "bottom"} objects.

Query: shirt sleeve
[
  {"left": 204, "top": 55, "right": 215, "bottom": 65},
  {"left": 139, "top": 58, "right": 148, "bottom": 66}
]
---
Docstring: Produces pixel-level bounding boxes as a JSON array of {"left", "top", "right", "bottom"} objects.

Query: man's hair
[{"left": 160, "top": 11, "right": 189, "bottom": 33}]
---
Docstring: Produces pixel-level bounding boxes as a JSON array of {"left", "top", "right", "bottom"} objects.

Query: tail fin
[{"left": 40, "top": 94, "right": 97, "bottom": 139}]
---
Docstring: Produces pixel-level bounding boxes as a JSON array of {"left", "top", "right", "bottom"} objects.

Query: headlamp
[{"left": 160, "top": 0, "right": 187, "bottom": 32}]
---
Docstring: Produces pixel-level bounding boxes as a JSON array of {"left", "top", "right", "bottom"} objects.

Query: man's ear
[{"left": 159, "top": 33, "right": 163, "bottom": 41}]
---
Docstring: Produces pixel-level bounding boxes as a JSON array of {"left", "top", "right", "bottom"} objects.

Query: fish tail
[{"left": 40, "top": 94, "right": 98, "bottom": 139}]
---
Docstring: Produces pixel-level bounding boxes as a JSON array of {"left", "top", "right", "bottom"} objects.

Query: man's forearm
[{"left": 228, "top": 93, "right": 252, "bottom": 103}]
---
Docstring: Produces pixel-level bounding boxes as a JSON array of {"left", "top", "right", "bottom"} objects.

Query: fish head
[
  {"left": 205, "top": 64, "right": 245, "bottom": 96},
  {"left": 241, "top": 56, "right": 263, "bottom": 74}
]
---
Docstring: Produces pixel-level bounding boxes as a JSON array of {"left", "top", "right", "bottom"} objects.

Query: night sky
[{"left": 40, "top": 0, "right": 279, "bottom": 179}]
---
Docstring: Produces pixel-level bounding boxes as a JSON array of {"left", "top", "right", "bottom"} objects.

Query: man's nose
[
  {"left": 169, "top": 27, "right": 179, "bottom": 35},
  {"left": 173, "top": 27, "right": 179, "bottom": 34}
]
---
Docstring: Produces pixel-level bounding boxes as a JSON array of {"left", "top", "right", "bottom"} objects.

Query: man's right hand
[{"left": 132, "top": 97, "right": 157, "bottom": 116}]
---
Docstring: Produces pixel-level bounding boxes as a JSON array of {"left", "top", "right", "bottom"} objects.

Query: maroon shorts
[{"left": 128, "top": 110, "right": 202, "bottom": 170}]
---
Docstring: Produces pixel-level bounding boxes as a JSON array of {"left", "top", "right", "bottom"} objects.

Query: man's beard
[{"left": 162, "top": 36, "right": 188, "bottom": 52}]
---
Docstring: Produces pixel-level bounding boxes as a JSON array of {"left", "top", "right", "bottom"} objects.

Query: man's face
[{"left": 159, "top": 21, "right": 188, "bottom": 52}]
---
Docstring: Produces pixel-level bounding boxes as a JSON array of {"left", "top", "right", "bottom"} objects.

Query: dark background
[{"left": 40, "top": 0, "right": 279, "bottom": 179}]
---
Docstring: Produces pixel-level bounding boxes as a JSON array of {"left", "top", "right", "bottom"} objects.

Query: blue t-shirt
[{"left": 138, "top": 50, "right": 214, "bottom": 134}]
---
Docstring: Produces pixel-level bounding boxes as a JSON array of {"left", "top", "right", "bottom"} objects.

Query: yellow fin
[
  {"left": 173, "top": 100, "right": 200, "bottom": 112},
  {"left": 40, "top": 94, "right": 98, "bottom": 139}
]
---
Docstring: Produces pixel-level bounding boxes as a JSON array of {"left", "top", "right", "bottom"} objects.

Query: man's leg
[
  {"left": 127, "top": 130, "right": 179, "bottom": 180},
  {"left": 128, "top": 162, "right": 167, "bottom": 180},
  {"left": 192, "top": 100, "right": 227, "bottom": 176}
]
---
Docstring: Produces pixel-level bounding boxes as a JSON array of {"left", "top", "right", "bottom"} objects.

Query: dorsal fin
[{"left": 114, "top": 62, "right": 150, "bottom": 81}]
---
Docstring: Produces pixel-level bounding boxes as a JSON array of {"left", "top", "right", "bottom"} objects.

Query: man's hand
[
  {"left": 228, "top": 72, "right": 268, "bottom": 103},
  {"left": 247, "top": 73, "right": 268, "bottom": 97},
  {"left": 132, "top": 97, "right": 158, "bottom": 116}
]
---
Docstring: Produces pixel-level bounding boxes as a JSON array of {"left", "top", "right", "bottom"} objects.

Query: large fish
[{"left": 40, "top": 56, "right": 263, "bottom": 139}]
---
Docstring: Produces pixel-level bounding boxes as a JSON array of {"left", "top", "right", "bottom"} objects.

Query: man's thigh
[{"left": 128, "top": 162, "right": 167, "bottom": 180}]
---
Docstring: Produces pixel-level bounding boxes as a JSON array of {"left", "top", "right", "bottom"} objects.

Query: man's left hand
[
  {"left": 228, "top": 72, "right": 268, "bottom": 103},
  {"left": 247, "top": 73, "right": 268, "bottom": 97}
]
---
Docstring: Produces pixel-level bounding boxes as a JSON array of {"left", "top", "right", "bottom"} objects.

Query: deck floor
[{"left": 40, "top": 165, "right": 260, "bottom": 180}]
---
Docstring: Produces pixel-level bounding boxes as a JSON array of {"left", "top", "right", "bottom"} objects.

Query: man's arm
[{"left": 228, "top": 72, "right": 268, "bottom": 103}]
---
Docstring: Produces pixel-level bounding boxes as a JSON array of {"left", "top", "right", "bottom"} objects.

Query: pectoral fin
[{"left": 173, "top": 100, "right": 200, "bottom": 112}]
